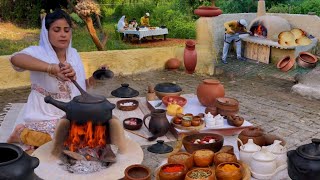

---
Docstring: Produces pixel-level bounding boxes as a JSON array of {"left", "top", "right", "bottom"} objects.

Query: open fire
[
  {"left": 250, "top": 21, "right": 267, "bottom": 38},
  {"left": 64, "top": 121, "right": 107, "bottom": 152}
]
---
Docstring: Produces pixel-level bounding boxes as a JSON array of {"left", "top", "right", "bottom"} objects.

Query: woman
[
  {"left": 7, "top": 9, "right": 96, "bottom": 148},
  {"left": 117, "top": 15, "right": 127, "bottom": 32}
]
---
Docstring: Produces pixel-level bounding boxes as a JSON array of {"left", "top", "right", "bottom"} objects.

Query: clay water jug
[
  {"left": 184, "top": 40, "right": 197, "bottom": 74},
  {"left": 238, "top": 138, "right": 261, "bottom": 165},
  {"left": 143, "top": 109, "right": 170, "bottom": 141},
  {"left": 197, "top": 79, "right": 225, "bottom": 107}
]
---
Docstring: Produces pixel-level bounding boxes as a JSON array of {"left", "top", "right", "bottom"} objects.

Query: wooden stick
[{"left": 125, "top": 129, "right": 148, "bottom": 140}]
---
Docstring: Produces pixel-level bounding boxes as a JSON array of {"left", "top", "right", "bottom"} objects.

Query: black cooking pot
[
  {"left": 0, "top": 143, "right": 39, "bottom": 180},
  {"left": 44, "top": 79, "right": 115, "bottom": 125},
  {"left": 287, "top": 138, "right": 320, "bottom": 180}
]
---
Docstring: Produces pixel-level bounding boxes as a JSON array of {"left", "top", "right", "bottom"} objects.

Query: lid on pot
[
  {"left": 240, "top": 127, "right": 264, "bottom": 137},
  {"left": 154, "top": 82, "right": 182, "bottom": 93},
  {"left": 111, "top": 83, "right": 139, "bottom": 98},
  {"left": 216, "top": 97, "right": 239, "bottom": 106},
  {"left": 92, "top": 67, "right": 114, "bottom": 80},
  {"left": 297, "top": 138, "right": 320, "bottom": 160},
  {"left": 147, "top": 140, "right": 173, "bottom": 154}
]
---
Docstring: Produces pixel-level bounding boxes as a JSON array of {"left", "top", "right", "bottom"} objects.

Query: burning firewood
[
  {"left": 63, "top": 150, "right": 87, "bottom": 161},
  {"left": 99, "top": 144, "right": 117, "bottom": 163},
  {"left": 278, "top": 31, "right": 296, "bottom": 46}
]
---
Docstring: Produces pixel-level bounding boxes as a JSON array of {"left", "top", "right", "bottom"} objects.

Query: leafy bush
[
  {"left": 0, "top": 0, "right": 42, "bottom": 27},
  {"left": 300, "top": 0, "right": 320, "bottom": 16}
]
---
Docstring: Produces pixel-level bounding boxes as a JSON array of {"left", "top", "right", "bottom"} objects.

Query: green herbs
[{"left": 189, "top": 169, "right": 211, "bottom": 178}]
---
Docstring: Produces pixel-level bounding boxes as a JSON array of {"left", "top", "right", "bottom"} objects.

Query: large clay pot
[
  {"left": 194, "top": 6, "right": 223, "bottom": 17},
  {"left": 0, "top": 143, "right": 39, "bottom": 180},
  {"left": 165, "top": 58, "right": 181, "bottom": 70},
  {"left": 184, "top": 40, "right": 197, "bottom": 74},
  {"left": 197, "top": 79, "right": 225, "bottom": 107}
]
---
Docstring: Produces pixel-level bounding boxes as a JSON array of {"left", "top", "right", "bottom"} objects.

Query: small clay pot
[
  {"left": 158, "top": 163, "right": 187, "bottom": 180},
  {"left": 124, "top": 164, "right": 151, "bottom": 180},
  {"left": 173, "top": 117, "right": 182, "bottom": 124},
  {"left": 214, "top": 152, "right": 238, "bottom": 167},
  {"left": 193, "top": 149, "right": 215, "bottom": 167},
  {"left": 168, "top": 152, "right": 194, "bottom": 170},
  {"left": 277, "top": 56, "right": 295, "bottom": 72},
  {"left": 165, "top": 58, "right": 181, "bottom": 70},
  {"left": 185, "top": 168, "right": 215, "bottom": 180},
  {"left": 215, "top": 162, "right": 243, "bottom": 180},
  {"left": 218, "top": 145, "right": 235, "bottom": 155},
  {"left": 191, "top": 116, "right": 201, "bottom": 126},
  {"left": 296, "top": 52, "right": 318, "bottom": 69},
  {"left": 181, "top": 119, "right": 192, "bottom": 127}
]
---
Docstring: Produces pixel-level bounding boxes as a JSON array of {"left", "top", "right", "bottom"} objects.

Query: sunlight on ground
[{"left": 0, "top": 23, "right": 39, "bottom": 41}]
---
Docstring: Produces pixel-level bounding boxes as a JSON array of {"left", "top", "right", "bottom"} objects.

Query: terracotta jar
[
  {"left": 194, "top": 6, "right": 223, "bottom": 17},
  {"left": 237, "top": 127, "right": 265, "bottom": 149},
  {"left": 197, "top": 79, "right": 225, "bottom": 107},
  {"left": 184, "top": 40, "right": 197, "bottom": 74},
  {"left": 165, "top": 58, "right": 181, "bottom": 70}
]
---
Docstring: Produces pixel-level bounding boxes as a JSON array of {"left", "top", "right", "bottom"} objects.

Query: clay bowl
[
  {"left": 185, "top": 168, "right": 215, "bottom": 180},
  {"left": 117, "top": 99, "right": 139, "bottom": 111},
  {"left": 182, "top": 133, "right": 224, "bottom": 154},
  {"left": 226, "top": 115, "right": 244, "bottom": 127},
  {"left": 123, "top": 117, "right": 143, "bottom": 131},
  {"left": 193, "top": 149, "right": 215, "bottom": 167},
  {"left": 155, "top": 90, "right": 182, "bottom": 100},
  {"left": 296, "top": 52, "right": 318, "bottom": 68},
  {"left": 158, "top": 163, "right": 188, "bottom": 180},
  {"left": 215, "top": 162, "right": 243, "bottom": 180},
  {"left": 213, "top": 152, "right": 238, "bottom": 167},
  {"left": 168, "top": 152, "right": 194, "bottom": 170},
  {"left": 124, "top": 164, "right": 151, "bottom": 180},
  {"left": 162, "top": 96, "right": 187, "bottom": 107},
  {"left": 277, "top": 56, "right": 295, "bottom": 72}
]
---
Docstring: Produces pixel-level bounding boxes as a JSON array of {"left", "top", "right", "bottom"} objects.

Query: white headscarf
[
  {"left": 117, "top": 15, "right": 126, "bottom": 32},
  {"left": 11, "top": 17, "right": 86, "bottom": 98}
]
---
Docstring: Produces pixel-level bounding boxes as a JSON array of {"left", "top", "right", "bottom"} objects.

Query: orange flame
[
  {"left": 254, "top": 25, "right": 263, "bottom": 36},
  {"left": 64, "top": 121, "right": 106, "bottom": 152}
]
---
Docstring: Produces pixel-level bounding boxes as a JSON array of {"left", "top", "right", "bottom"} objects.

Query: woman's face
[{"left": 48, "top": 18, "right": 71, "bottom": 50}]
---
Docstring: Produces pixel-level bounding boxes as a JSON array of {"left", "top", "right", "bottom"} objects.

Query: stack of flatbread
[{"left": 278, "top": 28, "right": 312, "bottom": 46}]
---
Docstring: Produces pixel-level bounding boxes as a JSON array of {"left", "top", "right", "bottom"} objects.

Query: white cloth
[
  {"left": 9, "top": 18, "right": 86, "bottom": 124},
  {"left": 123, "top": 27, "right": 168, "bottom": 40},
  {"left": 117, "top": 15, "right": 126, "bottom": 32}
]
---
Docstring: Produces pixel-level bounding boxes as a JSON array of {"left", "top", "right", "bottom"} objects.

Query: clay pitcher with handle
[{"left": 143, "top": 109, "right": 170, "bottom": 141}]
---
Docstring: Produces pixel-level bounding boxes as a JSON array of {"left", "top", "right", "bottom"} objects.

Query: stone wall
[{"left": 211, "top": 13, "right": 320, "bottom": 58}]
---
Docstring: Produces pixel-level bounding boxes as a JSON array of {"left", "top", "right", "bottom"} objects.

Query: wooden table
[{"left": 123, "top": 27, "right": 168, "bottom": 43}]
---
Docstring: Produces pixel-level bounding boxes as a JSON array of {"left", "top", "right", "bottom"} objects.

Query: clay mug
[
  {"left": 237, "top": 138, "right": 261, "bottom": 165},
  {"left": 250, "top": 146, "right": 277, "bottom": 175},
  {"left": 266, "top": 140, "right": 287, "bottom": 167},
  {"left": 143, "top": 109, "right": 170, "bottom": 141}
]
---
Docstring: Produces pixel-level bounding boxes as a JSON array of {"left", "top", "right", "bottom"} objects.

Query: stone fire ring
[{"left": 32, "top": 139, "right": 143, "bottom": 180}]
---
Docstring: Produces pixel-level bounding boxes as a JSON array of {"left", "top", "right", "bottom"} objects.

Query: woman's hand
[
  {"left": 60, "top": 62, "right": 76, "bottom": 81},
  {"left": 86, "top": 76, "right": 96, "bottom": 88},
  {"left": 50, "top": 62, "right": 76, "bottom": 81}
]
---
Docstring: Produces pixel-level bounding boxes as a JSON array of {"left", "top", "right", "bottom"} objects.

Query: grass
[{"left": 0, "top": 22, "right": 143, "bottom": 55}]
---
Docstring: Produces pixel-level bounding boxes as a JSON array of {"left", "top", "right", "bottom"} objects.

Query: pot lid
[
  {"left": 92, "top": 67, "right": 114, "bottom": 80},
  {"left": 154, "top": 82, "right": 182, "bottom": 93},
  {"left": 216, "top": 97, "right": 239, "bottom": 106},
  {"left": 240, "top": 127, "right": 264, "bottom": 137},
  {"left": 297, "top": 138, "right": 320, "bottom": 160},
  {"left": 111, "top": 83, "right": 139, "bottom": 98},
  {"left": 147, "top": 140, "right": 173, "bottom": 154}
]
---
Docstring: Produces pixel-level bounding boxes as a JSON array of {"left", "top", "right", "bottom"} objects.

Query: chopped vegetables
[
  {"left": 192, "top": 136, "right": 216, "bottom": 144},
  {"left": 188, "top": 169, "right": 211, "bottom": 178},
  {"left": 125, "top": 118, "right": 138, "bottom": 125}
]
